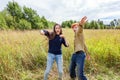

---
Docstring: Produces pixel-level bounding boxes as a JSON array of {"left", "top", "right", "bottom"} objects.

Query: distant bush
[
  {"left": 18, "top": 19, "right": 31, "bottom": 30},
  {"left": 116, "top": 26, "right": 120, "bottom": 29},
  {"left": 0, "top": 13, "right": 8, "bottom": 30}
]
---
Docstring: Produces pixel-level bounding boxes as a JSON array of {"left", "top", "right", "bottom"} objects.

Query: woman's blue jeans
[
  {"left": 69, "top": 51, "right": 87, "bottom": 80},
  {"left": 44, "top": 53, "right": 63, "bottom": 80}
]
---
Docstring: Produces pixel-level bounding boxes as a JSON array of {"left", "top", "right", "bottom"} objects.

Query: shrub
[
  {"left": 0, "top": 14, "right": 8, "bottom": 30},
  {"left": 18, "top": 19, "right": 31, "bottom": 30}
]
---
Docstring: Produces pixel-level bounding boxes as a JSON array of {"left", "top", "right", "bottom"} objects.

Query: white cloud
[{"left": 0, "top": 0, "right": 120, "bottom": 24}]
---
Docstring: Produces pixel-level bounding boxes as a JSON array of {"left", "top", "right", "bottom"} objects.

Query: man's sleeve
[{"left": 77, "top": 25, "right": 83, "bottom": 33}]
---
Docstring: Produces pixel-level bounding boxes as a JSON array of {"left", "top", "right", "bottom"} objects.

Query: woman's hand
[
  {"left": 60, "top": 35, "right": 69, "bottom": 47},
  {"left": 40, "top": 30, "right": 45, "bottom": 35}
]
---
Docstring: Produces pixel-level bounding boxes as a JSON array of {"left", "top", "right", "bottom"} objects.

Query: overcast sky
[{"left": 0, "top": 0, "right": 120, "bottom": 24}]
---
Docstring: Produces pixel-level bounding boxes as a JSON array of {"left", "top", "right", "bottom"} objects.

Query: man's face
[{"left": 72, "top": 25, "right": 78, "bottom": 32}]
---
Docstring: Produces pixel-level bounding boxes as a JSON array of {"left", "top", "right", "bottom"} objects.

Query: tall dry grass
[{"left": 0, "top": 29, "right": 120, "bottom": 80}]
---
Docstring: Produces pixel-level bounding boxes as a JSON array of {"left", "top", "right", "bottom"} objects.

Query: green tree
[
  {"left": 110, "top": 21, "right": 115, "bottom": 27},
  {"left": 1, "top": 9, "right": 15, "bottom": 29},
  {"left": 117, "top": 19, "right": 120, "bottom": 26},
  {"left": 84, "top": 21, "right": 90, "bottom": 29},
  {"left": 40, "top": 16, "right": 48, "bottom": 28},
  {"left": 0, "top": 12, "right": 8, "bottom": 30},
  {"left": 61, "top": 20, "right": 76, "bottom": 28},
  {"left": 23, "top": 6, "right": 44, "bottom": 29},
  {"left": 7, "top": 1, "right": 22, "bottom": 22},
  {"left": 18, "top": 19, "right": 31, "bottom": 30},
  {"left": 98, "top": 19, "right": 104, "bottom": 29},
  {"left": 89, "top": 20, "right": 99, "bottom": 29},
  {"left": 0, "top": 1, "right": 56, "bottom": 30},
  {"left": 47, "top": 21, "right": 55, "bottom": 28}
]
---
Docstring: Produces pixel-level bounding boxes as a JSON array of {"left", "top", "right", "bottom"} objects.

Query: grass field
[{"left": 0, "top": 29, "right": 120, "bottom": 80}]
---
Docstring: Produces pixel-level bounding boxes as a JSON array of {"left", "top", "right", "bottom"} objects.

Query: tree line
[
  {"left": 0, "top": 1, "right": 120, "bottom": 30},
  {"left": 0, "top": 1, "right": 55, "bottom": 30},
  {"left": 61, "top": 19, "right": 120, "bottom": 29}
]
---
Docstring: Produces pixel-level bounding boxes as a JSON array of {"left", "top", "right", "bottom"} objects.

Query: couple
[{"left": 40, "top": 16, "right": 90, "bottom": 80}]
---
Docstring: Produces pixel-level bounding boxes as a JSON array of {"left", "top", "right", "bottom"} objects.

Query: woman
[{"left": 40, "top": 24, "right": 69, "bottom": 80}]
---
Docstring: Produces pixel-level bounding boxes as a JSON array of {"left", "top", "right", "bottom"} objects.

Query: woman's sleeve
[
  {"left": 43, "top": 30, "right": 49, "bottom": 37},
  {"left": 62, "top": 38, "right": 69, "bottom": 47}
]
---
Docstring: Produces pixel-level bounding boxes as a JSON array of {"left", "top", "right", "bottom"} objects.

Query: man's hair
[{"left": 71, "top": 23, "right": 79, "bottom": 28}]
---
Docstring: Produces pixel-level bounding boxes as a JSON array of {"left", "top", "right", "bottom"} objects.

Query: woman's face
[{"left": 55, "top": 25, "right": 61, "bottom": 35}]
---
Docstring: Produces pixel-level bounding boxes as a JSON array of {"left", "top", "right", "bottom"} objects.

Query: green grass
[{"left": 0, "top": 29, "right": 120, "bottom": 80}]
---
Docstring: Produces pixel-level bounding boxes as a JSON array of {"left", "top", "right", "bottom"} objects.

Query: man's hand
[
  {"left": 86, "top": 54, "right": 90, "bottom": 60},
  {"left": 79, "top": 16, "right": 87, "bottom": 26}
]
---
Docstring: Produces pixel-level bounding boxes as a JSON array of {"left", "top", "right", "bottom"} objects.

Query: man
[{"left": 69, "top": 16, "right": 90, "bottom": 80}]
